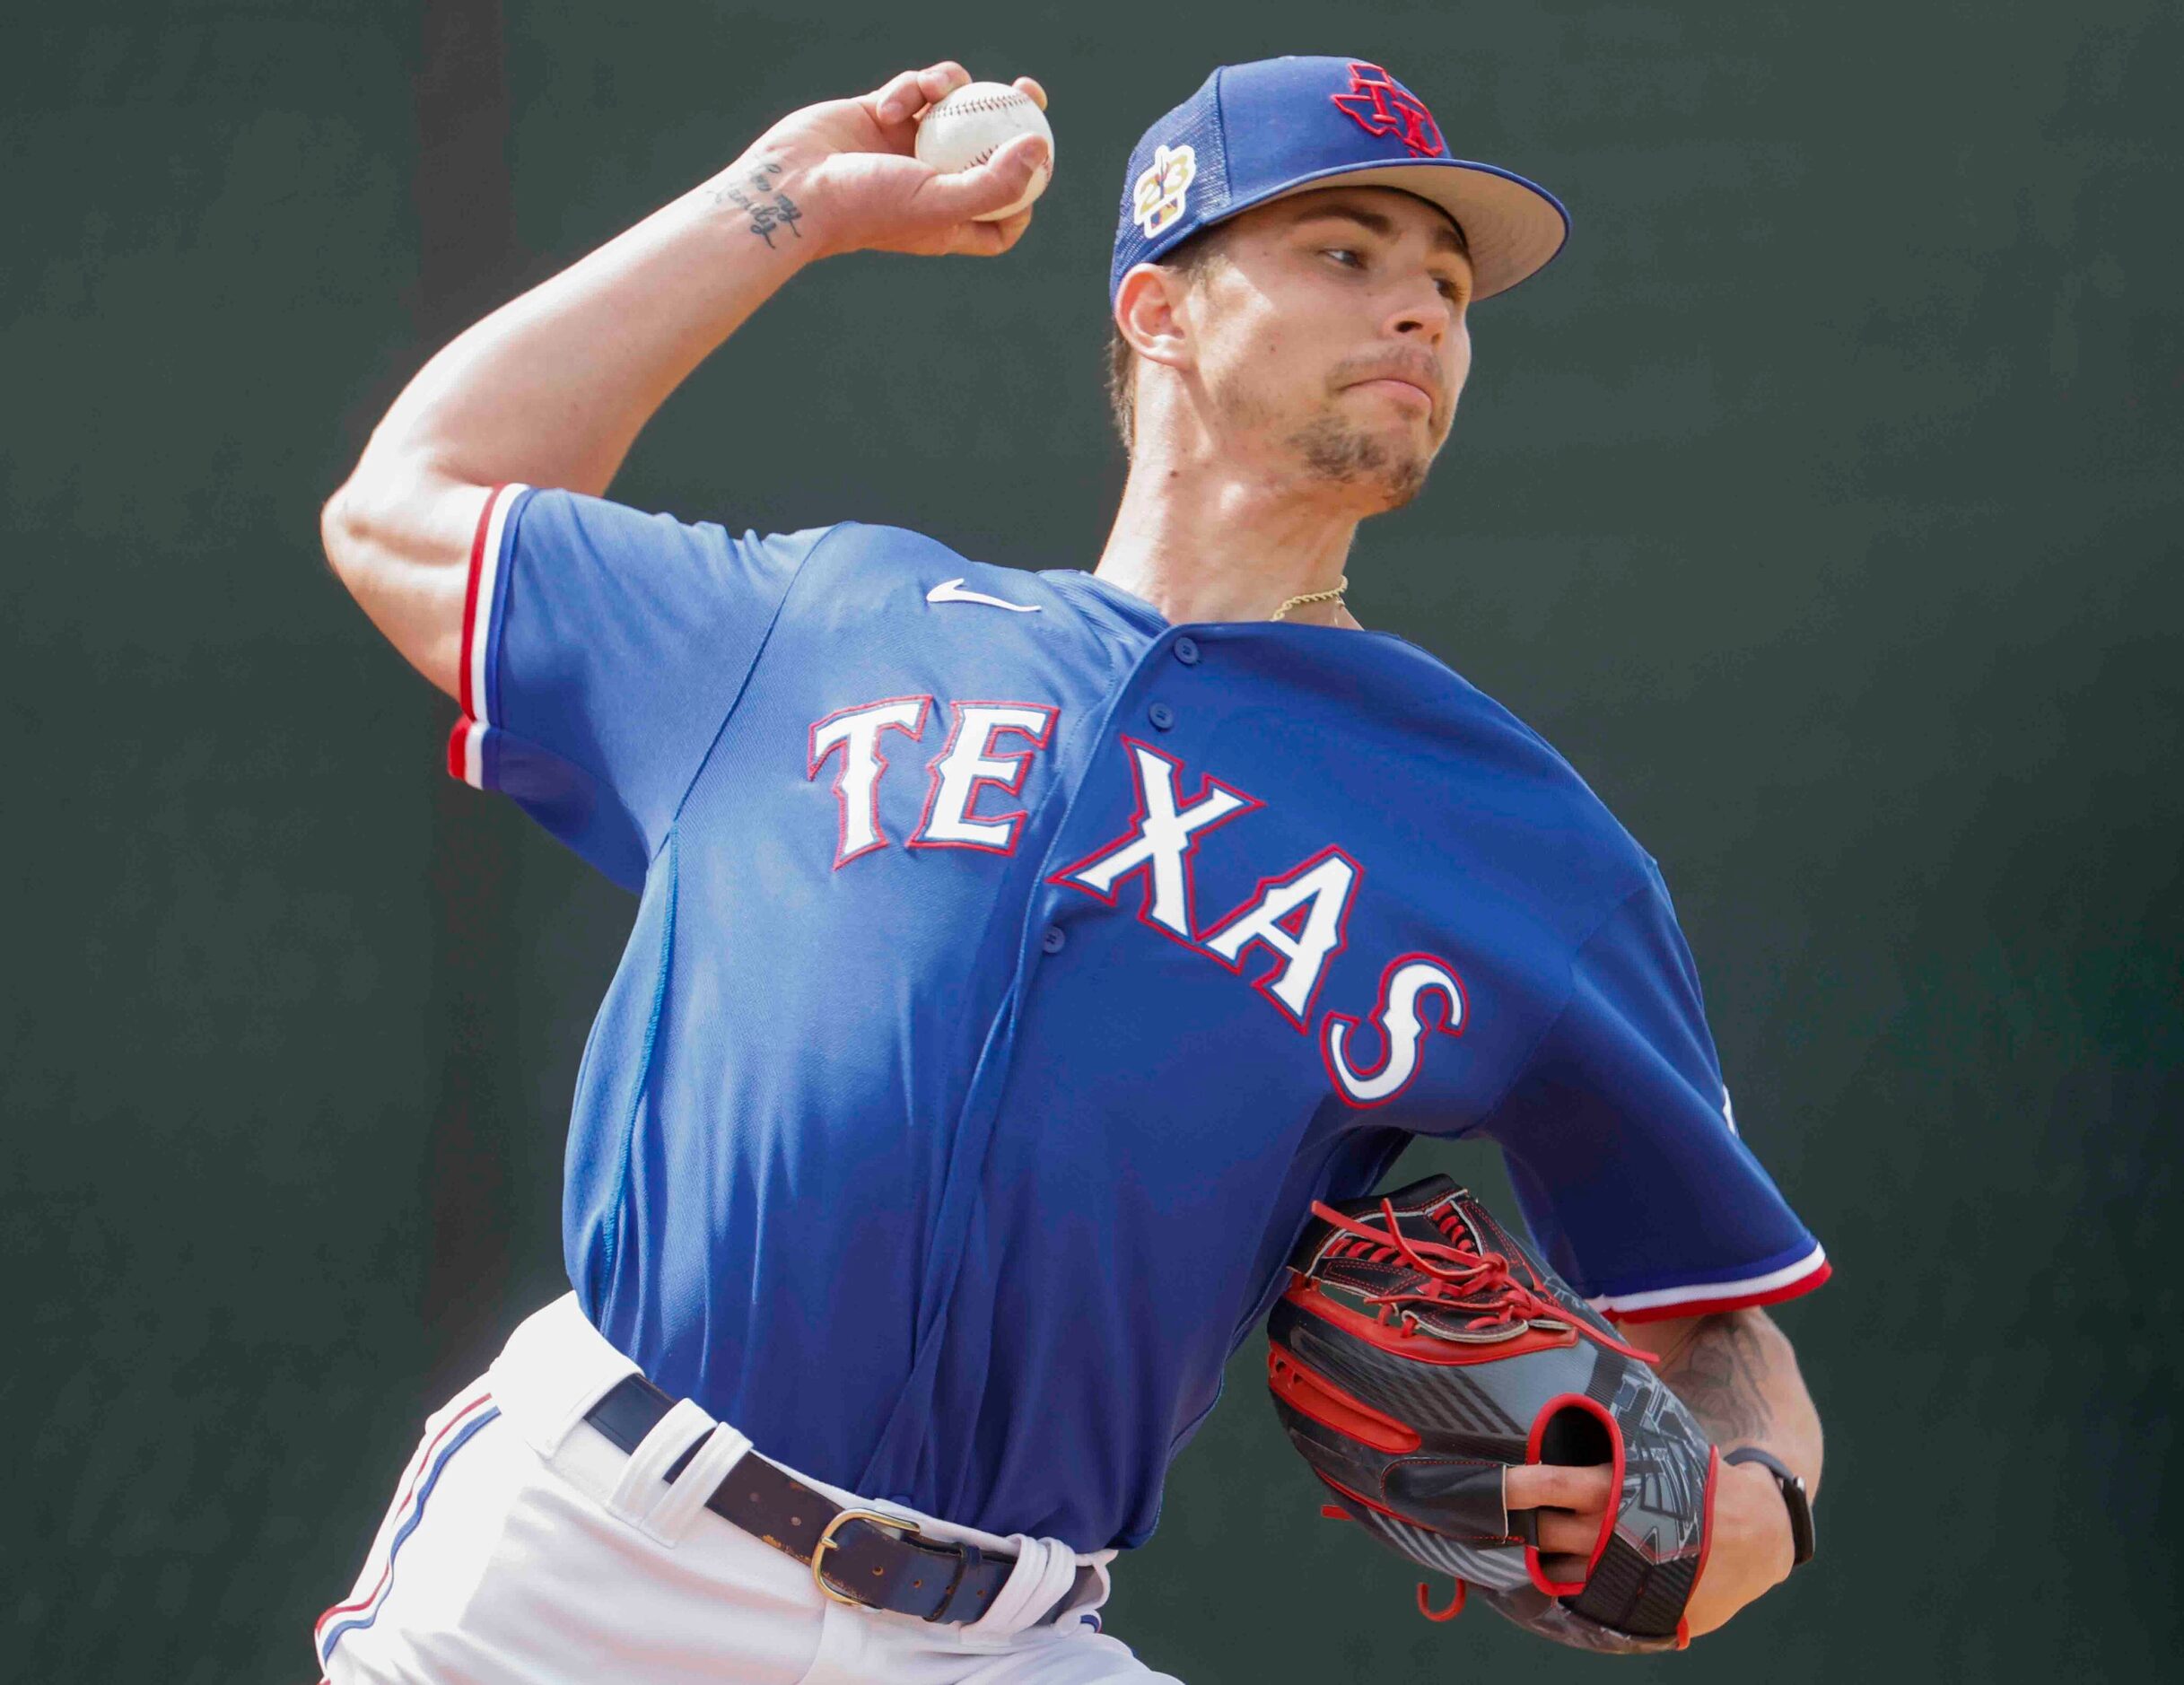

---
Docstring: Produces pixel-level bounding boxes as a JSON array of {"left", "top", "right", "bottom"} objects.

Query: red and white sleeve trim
[
  {"left": 447, "top": 482, "right": 528, "bottom": 790},
  {"left": 1588, "top": 1242, "right": 1830, "bottom": 1323}
]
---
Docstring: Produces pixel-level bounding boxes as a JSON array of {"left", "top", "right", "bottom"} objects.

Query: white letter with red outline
[
  {"left": 1050, "top": 738, "right": 1262, "bottom": 940},
  {"left": 808, "top": 695, "right": 930, "bottom": 868},
  {"left": 910, "top": 702, "right": 1058, "bottom": 853},
  {"left": 1322, "top": 953, "right": 1468, "bottom": 1106},
  {"left": 1200, "top": 846, "right": 1360, "bottom": 1028}
]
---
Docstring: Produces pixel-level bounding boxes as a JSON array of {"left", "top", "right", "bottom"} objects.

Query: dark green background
[{"left": 5, "top": 1, "right": 2178, "bottom": 1679}]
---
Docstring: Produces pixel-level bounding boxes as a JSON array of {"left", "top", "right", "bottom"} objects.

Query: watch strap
[{"left": 1723, "top": 1445, "right": 1815, "bottom": 1567}]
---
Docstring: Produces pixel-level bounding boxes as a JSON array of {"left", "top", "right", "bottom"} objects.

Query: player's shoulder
[
  {"left": 785, "top": 521, "right": 1136, "bottom": 628},
  {"left": 1340, "top": 627, "right": 1596, "bottom": 780},
  {"left": 511, "top": 485, "right": 845, "bottom": 567},
  {"left": 815, "top": 520, "right": 1005, "bottom": 584},
  {"left": 1349, "top": 631, "right": 1659, "bottom": 889},
  {"left": 806, "top": 520, "right": 1013, "bottom": 582}
]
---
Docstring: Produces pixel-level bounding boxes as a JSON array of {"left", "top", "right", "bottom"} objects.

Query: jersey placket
[{"left": 852, "top": 625, "right": 1200, "bottom": 1504}]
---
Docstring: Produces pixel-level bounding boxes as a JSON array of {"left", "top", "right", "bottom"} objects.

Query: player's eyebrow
[{"left": 1289, "top": 201, "right": 1470, "bottom": 260}]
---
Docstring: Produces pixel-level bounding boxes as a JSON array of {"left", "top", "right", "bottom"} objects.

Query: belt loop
[
  {"left": 644, "top": 1417, "right": 754, "bottom": 1545},
  {"left": 962, "top": 1533, "right": 1090, "bottom": 1637},
  {"left": 927, "top": 1541, "right": 983, "bottom": 1623},
  {"left": 606, "top": 1397, "right": 754, "bottom": 1546}
]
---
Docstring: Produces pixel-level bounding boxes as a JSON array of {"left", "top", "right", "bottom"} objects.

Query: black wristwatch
[{"left": 1723, "top": 1446, "right": 1815, "bottom": 1567}]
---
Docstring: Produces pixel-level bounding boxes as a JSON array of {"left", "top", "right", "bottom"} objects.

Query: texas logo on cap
[
  {"left": 1110, "top": 56, "right": 1568, "bottom": 304},
  {"left": 1329, "top": 62, "right": 1446, "bottom": 159}
]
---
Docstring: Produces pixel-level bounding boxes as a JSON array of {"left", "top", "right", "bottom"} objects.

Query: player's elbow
[
  {"left": 317, "top": 458, "right": 455, "bottom": 599},
  {"left": 313, "top": 462, "right": 485, "bottom": 703},
  {"left": 319, "top": 479, "right": 373, "bottom": 590}
]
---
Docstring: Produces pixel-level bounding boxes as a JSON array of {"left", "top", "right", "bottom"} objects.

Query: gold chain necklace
[{"left": 1272, "top": 577, "right": 1349, "bottom": 622}]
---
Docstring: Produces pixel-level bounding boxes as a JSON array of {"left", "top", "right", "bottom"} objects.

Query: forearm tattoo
[
  {"left": 716, "top": 156, "right": 803, "bottom": 247},
  {"left": 1658, "top": 1313, "right": 1778, "bottom": 1445}
]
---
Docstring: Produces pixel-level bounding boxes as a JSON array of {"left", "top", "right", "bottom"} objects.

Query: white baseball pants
[{"left": 313, "top": 1294, "right": 1184, "bottom": 1684}]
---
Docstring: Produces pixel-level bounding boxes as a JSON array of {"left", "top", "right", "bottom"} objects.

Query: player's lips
[
  {"left": 1349, "top": 376, "right": 1436, "bottom": 413},
  {"left": 1339, "top": 359, "right": 1442, "bottom": 415}
]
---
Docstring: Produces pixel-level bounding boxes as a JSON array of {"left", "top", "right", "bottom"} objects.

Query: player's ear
[{"left": 1114, "top": 263, "right": 1194, "bottom": 373}]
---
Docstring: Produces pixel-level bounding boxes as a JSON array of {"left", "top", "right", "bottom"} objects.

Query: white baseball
[{"left": 913, "top": 81, "right": 1054, "bottom": 223}]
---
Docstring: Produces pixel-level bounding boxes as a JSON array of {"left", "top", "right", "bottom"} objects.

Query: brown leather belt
[{"left": 583, "top": 1373, "right": 1101, "bottom": 1627}]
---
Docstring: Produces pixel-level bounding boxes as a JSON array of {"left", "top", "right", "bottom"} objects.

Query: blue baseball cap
[{"left": 1110, "top": 57, "right": 1568, "bottom": 305}]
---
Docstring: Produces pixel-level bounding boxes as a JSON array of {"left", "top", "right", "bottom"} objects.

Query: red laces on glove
[{"left": 1306, "top": 1197, "right": 1657, "bottom": 1364}]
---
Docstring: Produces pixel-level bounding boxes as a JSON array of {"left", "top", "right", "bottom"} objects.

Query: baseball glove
[{"left": 1265, "top": 1174, "right": 1717, "bottom": 1653}]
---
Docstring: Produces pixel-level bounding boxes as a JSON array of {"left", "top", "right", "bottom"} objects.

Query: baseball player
[{"left": 314, "top": 55, "right": 1829, "bottom": 1683}]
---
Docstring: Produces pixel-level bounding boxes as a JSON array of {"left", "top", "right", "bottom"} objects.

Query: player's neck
[{"left": 1094, "top": 450, "right": 1361, "bottom": 628}]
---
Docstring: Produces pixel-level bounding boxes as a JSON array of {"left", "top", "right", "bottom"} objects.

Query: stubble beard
[{"left": 1282, "top": 410, "right": 1434, "bottom": 511}]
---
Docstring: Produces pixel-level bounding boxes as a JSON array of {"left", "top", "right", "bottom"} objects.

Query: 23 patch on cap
[{"left": 1132, "top": 143, "right": 1198, "bottom": 236}]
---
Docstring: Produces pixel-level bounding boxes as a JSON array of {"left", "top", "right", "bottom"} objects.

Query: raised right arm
[{"left": 319, "top": 61, "right": 1052, "bottom": 701}]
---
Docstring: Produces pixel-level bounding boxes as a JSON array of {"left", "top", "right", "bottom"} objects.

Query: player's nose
[{"left": 1385, "top": 277, "right": 1455, "bottom": 345}]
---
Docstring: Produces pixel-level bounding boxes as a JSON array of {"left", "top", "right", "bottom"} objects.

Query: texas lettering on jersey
[{"left": 807, "top": 694, "right": 1465, "bottom": 1107}]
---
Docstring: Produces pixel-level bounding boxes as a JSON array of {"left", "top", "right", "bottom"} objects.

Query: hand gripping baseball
[{"left": 750, "top": 62, "right": 1052, "bottom": 260}]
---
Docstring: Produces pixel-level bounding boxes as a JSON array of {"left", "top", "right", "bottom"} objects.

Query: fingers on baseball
[
  {"left": 872, "top": 60, "right": 972, "bottom": 127},
  {"left": 1012, "top": 75, "right": 1048, "bottom": 110},
  {"left": 920, "top": 133, "right": 1051, "bottom": 250}
]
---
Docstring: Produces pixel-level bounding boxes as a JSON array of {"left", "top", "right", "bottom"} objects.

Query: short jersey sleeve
[
  {"left": 1480, "top": 869, "right": 1830, "bottom": 1323},
  {"left": 445, "top": 484, "right": 831, "bottom": 890}
]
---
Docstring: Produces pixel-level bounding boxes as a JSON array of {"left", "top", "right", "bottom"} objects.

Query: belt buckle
[{"left": 811, "top": 1507, "right": 920, "bottom": 1607}]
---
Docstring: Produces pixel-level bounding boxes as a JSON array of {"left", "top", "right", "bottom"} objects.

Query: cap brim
[{"left": 1201, "top": 158, "right": 1569, "bottom": 301}]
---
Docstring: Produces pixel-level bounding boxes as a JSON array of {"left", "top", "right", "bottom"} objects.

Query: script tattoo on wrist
[
  {"left": 718, "top": 156, "right": 803, "bottom": 248},
  {"left": 1660, "top": 1313, "right": 1778, "bottom": 1445}
]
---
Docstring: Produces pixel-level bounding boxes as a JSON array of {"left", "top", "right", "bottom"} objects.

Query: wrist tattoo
[
  {"left": 716, "top": 156, "right": 803, "bottom": 248},
  {"left": 1660, "top": 1314, "right": 1778, "bottom": 1445}
]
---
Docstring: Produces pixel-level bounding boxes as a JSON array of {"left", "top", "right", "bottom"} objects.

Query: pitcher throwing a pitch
[{"left": 316, "top": 55, "right": 1829, "bottom": 1683}]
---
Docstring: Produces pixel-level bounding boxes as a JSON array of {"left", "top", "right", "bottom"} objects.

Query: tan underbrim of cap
[{"left": 1212, "top": 159, "right": 1568, "bottom": 301}]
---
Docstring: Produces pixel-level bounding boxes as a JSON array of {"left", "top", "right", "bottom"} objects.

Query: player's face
[{"left": 1186, "top": 188, "right": 1473, "bottom": 511}]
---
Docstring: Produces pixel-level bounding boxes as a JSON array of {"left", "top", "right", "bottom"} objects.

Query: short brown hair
[{"left": 1105, "top": 224, "right": 1233, "bottom": 450}]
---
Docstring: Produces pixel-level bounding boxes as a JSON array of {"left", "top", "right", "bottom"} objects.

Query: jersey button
[
  {"left": 1041, "top": 925, "right": 1068, "bottom": 955},
  {"left": 1148, "top": 702, "right": 1176, "bottom": 731},
  {"left": 1173, "top": 636, "right": 1201, "bottom": 666}
]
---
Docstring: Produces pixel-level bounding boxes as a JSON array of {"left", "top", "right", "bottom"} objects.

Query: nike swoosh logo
[{"left": 927, "top": 578, "right": 1041, "bottom": 613}]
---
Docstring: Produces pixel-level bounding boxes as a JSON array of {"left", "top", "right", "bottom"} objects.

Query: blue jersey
[{"left": 447, "top": 484, "right": 1829, "bottom": 1550}]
